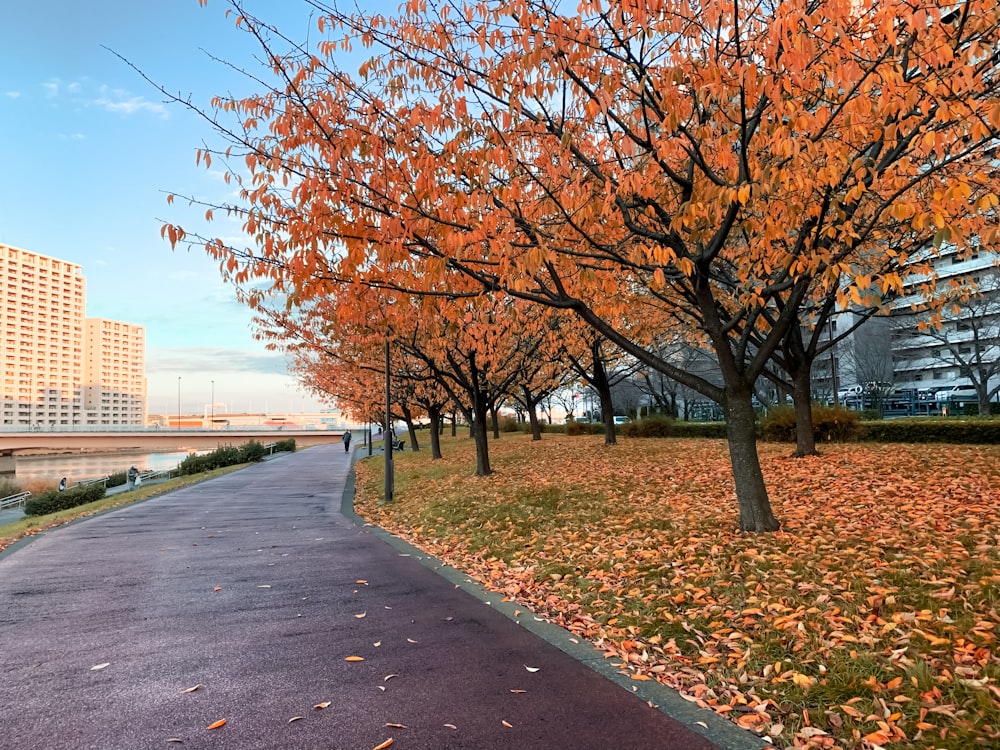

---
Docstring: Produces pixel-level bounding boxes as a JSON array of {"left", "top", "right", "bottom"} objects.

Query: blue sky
[{"left": 1, "top": 0, "right": 383, "bottom": 416}]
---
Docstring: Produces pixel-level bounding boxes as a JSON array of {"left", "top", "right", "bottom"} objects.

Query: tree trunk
[
  {"left": 451, "top": 411, "right": 457, "bottom": 437},
  {"left": 471, "top": 391, "right": 491, "bottom": 476},
  {"left": 400, "top": 404, "right": 420, "bottom": 452},
  {"left": 725, "top": 390, "right": 781, "bottom": 532},
  {"left": 427, "top": 405, "right": 443, "bottom": 459},
  {"left": 790, "top": 364, "right": 817, "bottom": 457},
  {"left": 591, "top": 342, "right": 617, "bottom": 445},
  {"left": 782, "top": 323, "right": 818, "bottom": 457},
  {"left": 523, "top": 386, "right": 542, "bottom": 441},
  {"left": 490, "top": 404, "right": 500, "bottom": 439}
]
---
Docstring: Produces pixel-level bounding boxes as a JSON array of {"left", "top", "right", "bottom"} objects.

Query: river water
[{"left": 11, "top": 451, "right": 199, "bottom": 487}]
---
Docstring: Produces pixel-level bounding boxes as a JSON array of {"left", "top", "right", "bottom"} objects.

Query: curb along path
[{"left": 0, "top": 444, "right": 765, "bottom": 749}]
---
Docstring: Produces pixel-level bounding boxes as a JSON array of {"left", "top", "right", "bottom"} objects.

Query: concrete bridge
[{"left": 0, "top": 428, "right": 344, "bottom": 474}]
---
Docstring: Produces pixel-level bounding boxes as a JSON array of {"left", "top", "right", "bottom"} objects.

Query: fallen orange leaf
[
  {"left": 180, "top": 684, "right": 203, "bottom": 693},
  {"left": 345, "top": 656, "right": 365, "bottom": 662},
  {"left": 372, "top": 740, "right": 393, "bottom": 750},
  {"left": 207, "top": 719, "right": 226, "bottom": 730}
]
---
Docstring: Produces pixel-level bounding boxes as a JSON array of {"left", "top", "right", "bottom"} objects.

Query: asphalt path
[{"left": 0, "top": 444, "right": 759, "bottom": 750}]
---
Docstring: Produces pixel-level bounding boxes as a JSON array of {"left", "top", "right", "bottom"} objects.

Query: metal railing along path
[{"left": 0, "top": 491, "right": 30, "bottom": 511}]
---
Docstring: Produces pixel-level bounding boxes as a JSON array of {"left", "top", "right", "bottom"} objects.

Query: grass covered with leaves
[{"left": 354, "top": 434, "right": 1000, "bottom": 750}]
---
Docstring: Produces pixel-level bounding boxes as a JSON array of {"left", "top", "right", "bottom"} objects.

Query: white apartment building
[
  {"left": 891, "top": 247, "right": 1000, "bottom": 398},
  {"left": 84, "top": 318, "right": 147, "bottom": 425},
  {"left": 1, "top": 244, "right": 86, "bottom": 426},
  {"left": 0, "top": 244, "right": 147, "bottom": 427},
  {"left": 809, "top": 246, "right": 1000, "bottom": 408}
]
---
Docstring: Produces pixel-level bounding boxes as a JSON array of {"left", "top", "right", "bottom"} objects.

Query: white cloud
[
  {"left": 37, "top": 78, "right": 168, "bottom": 119},
  {"left": 57, "top": 133, "right": 86, "bottom": 141},
  {"left": 94, "top": 84, "right": 168, "bottom": 118},
  {"left": 4, "top": 91, "right": 21, "bottom": 99}
]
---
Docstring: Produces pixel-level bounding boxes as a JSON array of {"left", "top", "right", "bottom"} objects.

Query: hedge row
[
  {"left": 178, "top": 440, "right": 269, "bottom": 475},
  {"left": 579, "top": 411, "right": 999, "bottom": 445},
  {"left": 25, "top": 483, "right": 107, "bottom": 517},
  {"left": 859, "top": 418, "right": 1000, "bottom": 445}
]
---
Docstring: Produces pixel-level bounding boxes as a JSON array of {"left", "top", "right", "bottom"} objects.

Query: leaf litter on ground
[{"left": 355, "top": 434, "right": 1000, "bottom": 749}]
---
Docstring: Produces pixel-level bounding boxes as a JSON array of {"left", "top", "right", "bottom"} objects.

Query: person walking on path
[
  {"left": 126, "top": 465, "right": 139, "bottom": 490},
  {"left": 342, "top": 430, "right": 352, "bottom": 453}
]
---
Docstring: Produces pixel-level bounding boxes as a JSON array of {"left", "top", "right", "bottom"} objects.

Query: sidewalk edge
[{"left": 340, "top": 452, "right": 772, "bottom": 750}]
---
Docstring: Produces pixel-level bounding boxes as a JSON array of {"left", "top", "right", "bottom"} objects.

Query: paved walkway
[{"left": 0, "top": 444, "right": 766, "bottom": 749}]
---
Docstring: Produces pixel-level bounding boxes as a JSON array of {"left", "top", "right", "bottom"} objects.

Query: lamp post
[
  {"left": 177, "top": 377, "right": 182, "bottom": 431},
  {"left": 383, "top": 336, "right": 394, "bottom": 503},
  {"left": 829, "top": 318, "right": 840, "bottom": 406},
  {"left": 211, "top": 380, "right": 215, "bottom": 430}
]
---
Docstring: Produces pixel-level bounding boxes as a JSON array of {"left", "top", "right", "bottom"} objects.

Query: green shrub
[
  {"left": 620, "top": 415, "right": 673, "bottom": 438},
  {"left": 860, "top": 418, "right": 1000, "bottom": 444},
  {"left": 25, "top": 482, "right": 106, "bottom": 516},
  {"left": 499, "top": 417, "right": 520, "bottom": 433},
  {"left": 566, "top": 420, "right": 606, "bottom": 435},
  {"left": 238, "top": 440, "right": 266, "bottom": 463},
  {"left": 760, "top": 405, "right": 862, "bottom": 443},
  {"left": 273, "top": 438, "right": 297, "bottom": 452},
  {"left": 178, "top": 440, "right": 269, "bottom": 476},
  {"left": 107, "top": 470, "right": 127, "bottom": 488},
  {"left": 671, "top": 421, "right": 729, "bottom": 439},
  {"left": 514, "top": 420, "right": 557, "bottom": 434}
]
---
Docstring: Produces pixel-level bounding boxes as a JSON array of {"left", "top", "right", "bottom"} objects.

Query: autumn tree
[{"left": 159, "top": 0, "right": 1000, "bottom": 532}]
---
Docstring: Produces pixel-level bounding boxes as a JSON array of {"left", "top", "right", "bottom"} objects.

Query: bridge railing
[{"left": 1, "top": 491, "right": 31, "bottom": 510}]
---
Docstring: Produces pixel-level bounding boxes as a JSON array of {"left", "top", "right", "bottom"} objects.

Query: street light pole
[
  {"left": 384, "top": 336, "right": 393, "bottom": 503},
  {"left": 211, "top": 380, "right": 215, "bottom": 429},
  {"left": 829, "top": 318, "right": 840, "bottom": 406},
  {"left": 177, "top": 377, "right": 182, "bottom": 431}
]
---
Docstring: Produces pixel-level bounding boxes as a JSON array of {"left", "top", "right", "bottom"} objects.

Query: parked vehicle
[
  {"left": 612, "top": 415, "right": 631, "bottom": 425},
  {"left": 934, "top": 384, "right": 979, "bottom": 403}
]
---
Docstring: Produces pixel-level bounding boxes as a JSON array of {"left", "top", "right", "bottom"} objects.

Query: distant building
[
  {"left": 1, "top": 244, "right": 85, "bottom": 426},
  {"left": 810, "top": 246, "right": 1000, "bottom": 406},
  {"left": 0, "top": 243, "right": 147, "bottom": 427},
  {"left": 84, "top": 318, "right": 147, "bottom": 425},
  {"left": 890, "top": 247, "right": 1000, "bottom": 396}
]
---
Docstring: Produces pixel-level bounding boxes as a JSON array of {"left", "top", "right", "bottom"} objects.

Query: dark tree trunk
[
  {"left": 781, "top": 324, "right": 818, "bottom": 457},
  {"left": 790, "top": 367, "right": 816, "bottom": 457},
  {"left": 490, "top": 403, "right": 500, "bottom": 439},
  {"left": 451, "top": 411, "right": 457, "bottom": 437},
  {"left": 591, "top": 342, "right": 617, "bottom": 445},
  {"left": 471, "top": 390, "right": 491, "bottom": 476},
  {"left": 427, "top": 405, "right": 443, "bottom": 459},
  {"left": 400, "top": 404, "right": 420, "bottom": 452},
  {"left": 523, "top": 386, "right": 542, "bottom": 440},
  {"left": 724, "top": 389, "right": 781, "bottom": 532}
]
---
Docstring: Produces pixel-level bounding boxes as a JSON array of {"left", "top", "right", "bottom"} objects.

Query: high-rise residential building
[
  {"left": 891, "top": 248, "right": 1000, "bottom": 396},
  {"left": 1, "top": 244, "right": 86, "bottom": 426},
  {"left": 0, "top": 243, "right": 147, "bottom": 427},
  {"left": 84, "top": 318, "right": 147, "bottom": 425}
]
